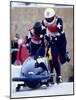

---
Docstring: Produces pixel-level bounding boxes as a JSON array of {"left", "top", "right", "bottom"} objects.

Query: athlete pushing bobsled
[{"left": 41, "top": 8, "right": 71, "bottom": 84}]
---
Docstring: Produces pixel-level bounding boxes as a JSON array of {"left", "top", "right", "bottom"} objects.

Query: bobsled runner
[{"left": 12, "top": 56, "right": 55, "bottom": 91}]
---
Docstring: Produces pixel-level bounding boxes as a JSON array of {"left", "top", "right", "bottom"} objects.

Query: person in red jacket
[{"left": 16, "top": 36, "right": 29, "bottom": 65}]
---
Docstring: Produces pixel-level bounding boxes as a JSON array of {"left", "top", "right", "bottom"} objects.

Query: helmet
[
  {"left": 44, "top": 8, "right": 56, "bottom": 23},
  {"left": 44, "top": 8, "right": 55, "bottom": 18},
  {"left": 33, "top": 21, "right": 42, "bottom": 35},
  {"left": 34, "top": 21, "right": 42, "bottom": 29}
]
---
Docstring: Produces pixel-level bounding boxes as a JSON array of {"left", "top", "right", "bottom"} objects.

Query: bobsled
[{"left": 12, "top": 56, "right": 55, "bottom": 91}]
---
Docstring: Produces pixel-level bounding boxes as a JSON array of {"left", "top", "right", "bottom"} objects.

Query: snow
[{"left": 11, "top": 65, "right": 74, "bottom": 98}]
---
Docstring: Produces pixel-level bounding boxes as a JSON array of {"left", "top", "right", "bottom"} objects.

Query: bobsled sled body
[{"left": 12, "top": 57, "right": 54, "bottom": 91}]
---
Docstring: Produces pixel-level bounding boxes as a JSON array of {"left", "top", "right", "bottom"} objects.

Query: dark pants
[
  {"left": 30, "top": 42, "right": 45, "bottom": 57},
  {"left": 11, "top": 51, "right": 17, "bottom": 64},
  {"left": 50, "top": 33, "right": 67, "bottom": 77},
  {"left": 58, "top": 33, "right": 67, "bottom": 64},
  {"left": 11, "top": 40, "right": 18, "bottom": 64}
]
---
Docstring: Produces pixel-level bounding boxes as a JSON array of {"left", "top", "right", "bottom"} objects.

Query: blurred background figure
[
  {"left": 11, "top": 33, "right": 20, "bottom": 64},
  {"left": 16, "top": 35, "right": 29, "bottom": 64}
]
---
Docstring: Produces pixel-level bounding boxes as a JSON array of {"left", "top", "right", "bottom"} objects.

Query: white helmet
[{"left": 44, "top": 8, "right": 55, "bottom": 18}]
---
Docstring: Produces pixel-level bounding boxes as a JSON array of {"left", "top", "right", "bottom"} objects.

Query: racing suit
[
  {"left": 42, "top": 16, "right": 68, "bottom": 83},
  {"left": 26, "top": 27, "right": 46, "bottom": 58}
]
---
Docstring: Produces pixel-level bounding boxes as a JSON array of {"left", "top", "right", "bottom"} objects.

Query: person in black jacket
[{"left": 11, "top": 34, "right": 19, "bottom": 64}]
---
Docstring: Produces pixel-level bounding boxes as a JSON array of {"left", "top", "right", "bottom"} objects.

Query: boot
[
  {"left": 56, "top": 76, "right": 62, "bottom": 84},
  {"left": 49, "top": 76, "right": 54, "bottom": 84},
  {"left": 66, "top": 51, "right": 71, "bottom": 62}
]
